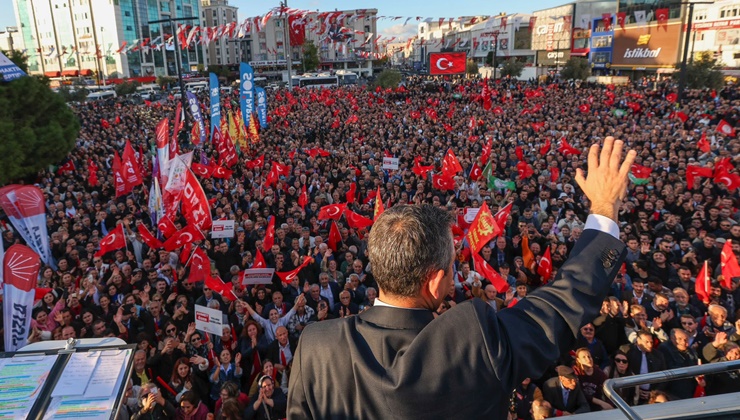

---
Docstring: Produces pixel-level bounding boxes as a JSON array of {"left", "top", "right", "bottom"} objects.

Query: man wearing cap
[
  {"left": 541, "top": 366, "right": 590, "bottom": 415},
  {"left": 289, "top": 139, "right": 636, "bottom": 419}
]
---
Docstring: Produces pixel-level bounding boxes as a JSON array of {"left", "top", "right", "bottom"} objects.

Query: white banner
[
  {"left": 194, "top": 304, "right": 223, "bottom": 336},
  {"left": 382, "top": 157, "right": 399, "bottom": 170},
  {"left": 464, "top": 207, "right": 480, "bottom": 224},
  {"left": 241, "top": 268, "right": 275, "bottom": 285},
  {"left": 211, "top": 220, "right": 235, "bottom": 238},
  {"left": 3, "top": 284, "right": 34, "bottom": 351}
]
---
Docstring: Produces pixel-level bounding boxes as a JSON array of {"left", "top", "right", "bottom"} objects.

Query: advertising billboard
[{"left": 612, "top": 23, "right": 681, "bottom": 68}]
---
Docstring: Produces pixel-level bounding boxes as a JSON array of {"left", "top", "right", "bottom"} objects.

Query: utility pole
[
  {"left": 281, "top": 1, "right": 294, "bottom": 90},
  {"left": 678, "top": 1, "right": 713, "bottom": 105},
  {"left": 149, "top": 15, "right": 199, "bottom": 149}
]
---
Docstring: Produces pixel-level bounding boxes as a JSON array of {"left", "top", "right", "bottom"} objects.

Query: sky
[{"left": 0, "top": 0, "right": 566, "bottom": 42}]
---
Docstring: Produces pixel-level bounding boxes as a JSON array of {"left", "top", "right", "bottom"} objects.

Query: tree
[
  {"left": 466, "top": 59, "right": 479, "bottom": 76},
  {"left": 0, "top": 76, "right": 79, "bottom": 184},
  {"left": 485, "top": 51, "right": 494, "bottom": 67},
  {"left": 500, "top": 58, "right": 524, "bottom": 78},
  {"left": 682, "top": 52, "right": 724, "bottom": 90},
  {"left": 560, "top": 57, "right": 590, "bottom": 80},
  {"left": 373, "top": 69, "right": 401, "bottom": 89},
  {"left": 207, "top": 65, "right": 231, "bottom": 79},
  {"left": 157, "top": 76, "right": 177, "bottom": 89},
  {"left": 114, "top": 80, "right": 140, "bottom": 96},
  {"left": 302, "top": 41, "right": 320, "bottom": 72}
]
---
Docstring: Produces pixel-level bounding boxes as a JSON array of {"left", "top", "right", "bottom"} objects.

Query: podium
[{"left": 0, "top": 338, "right": 136, "bottom": 420}]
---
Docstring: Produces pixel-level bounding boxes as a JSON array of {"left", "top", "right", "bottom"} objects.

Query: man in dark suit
[
  {"left": 288, "top": 138, "right": 636, "bottom": 419},
  {"left": 266, "top": 326, "right": 298, "bottom": 391},
  {"left": 622, "top": 329, "right": 667, "bottom": 403},
  {"left": 541, "top": 366, "right": 590, "bottom": 416}
]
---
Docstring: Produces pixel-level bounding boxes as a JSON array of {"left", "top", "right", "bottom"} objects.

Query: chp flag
[
  {"left": 3, "top": 244, "right": 42, "bottom": 351},
  {"left": 429, "top": 52, "right": 467, "bottom": 75},
  {"left": 0, "top": 185, "right": 54, "bottom": 269}
]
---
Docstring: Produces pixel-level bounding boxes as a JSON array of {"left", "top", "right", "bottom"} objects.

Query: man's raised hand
[{"left": 575, "top": 137, "right": 637, "bottom": 222}]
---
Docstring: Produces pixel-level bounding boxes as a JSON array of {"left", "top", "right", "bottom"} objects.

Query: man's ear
[{"left": 424, "top": 269, "right": 448, "bottom": 301}]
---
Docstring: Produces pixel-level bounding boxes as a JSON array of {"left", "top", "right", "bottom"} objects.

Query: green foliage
[
  {"left": 0, "top": 76, "right": 79, "bottom": 185},
  {"left": 207, "top": 65, "right": 231, "bottom": 79},
  {"left": 500, "top": 58, "right": 525, "bottom": 78},
  {"left": 114, "top": 80, "right": 140, "bottom": 96},
  {"left": 372, "top": 56, "right": 389, "bottom": 68},
  {"left": 466, "top": 59, "right": 479, "bottom": 76},
  {"left": 485, "top": 51, "right": 494, "bottom": 67},
  {"left": 156, "top": 76, "right": 177, "bottom": 89},
  {"left": 302, "top": 41, "right": 320, "bottom": 72},
  {"left": 57, "top": 86, "right": 89, "bottom": 103},
  {"left": 683, "top": 52, "right": 724, "bottom": 90},
  {"left": 560, "top": 57, "right": 590, "bottom": 81},
  {"left": 373, "top": 69, "right": 402, "bottom": 89}
]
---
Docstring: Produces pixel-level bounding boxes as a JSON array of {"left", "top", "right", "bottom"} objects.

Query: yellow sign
[{"left": 637, "top": 34, "right": 651, "bottom": 45}]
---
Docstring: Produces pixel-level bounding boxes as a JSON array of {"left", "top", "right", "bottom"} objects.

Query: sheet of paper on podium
[{"left": 0, "top": 354, "right": 58, "bottom": 420}]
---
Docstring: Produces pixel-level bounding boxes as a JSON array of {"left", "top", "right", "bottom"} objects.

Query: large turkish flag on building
[{"left": 429, "top": 52, "right": 467, "bottom": 75}]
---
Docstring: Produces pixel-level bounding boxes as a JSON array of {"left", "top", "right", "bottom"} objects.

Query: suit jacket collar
[{"left": 359, "top": 306, "right": 435, "bottom": 330}]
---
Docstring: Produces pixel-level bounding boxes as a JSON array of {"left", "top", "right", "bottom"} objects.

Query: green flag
[
  {"left": 628, "top": 173, "right": 650, "bottom": 185},
  {"left": 613, "top": 109, "right": 626, "bottom": 118},
  {"left": 490, "top": 176, "right": 516, "bottom": 191}
]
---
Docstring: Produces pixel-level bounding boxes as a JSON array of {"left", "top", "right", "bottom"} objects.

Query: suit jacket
[
  {"left": 624, "top": 345, "right": 667, "bottom": 390},
  {"left": 288, "top": 229, "right": 625, "bottom": 419},
  {"left": 541, "top": 377, "right": 590, "bottom": 415}
]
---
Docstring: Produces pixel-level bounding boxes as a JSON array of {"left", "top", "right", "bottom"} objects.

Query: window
[
  {"left": 127, "top": 25, "right": 132, "bottom": 31},
  {"left": 124, "top": 11, "right": 130, "bottom": 16}
]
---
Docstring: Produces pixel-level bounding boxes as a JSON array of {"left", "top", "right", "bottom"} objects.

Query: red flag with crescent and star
[{"left": 95, "top": 223, "right": 126, "bottom": 257}]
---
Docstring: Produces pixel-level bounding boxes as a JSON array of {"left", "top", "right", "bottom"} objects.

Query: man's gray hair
[{"left": 368, "top": 205, "right": 454, "bottom": 298}]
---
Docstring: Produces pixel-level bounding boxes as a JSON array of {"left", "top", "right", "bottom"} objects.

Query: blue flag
[
  {"left": 209, "top": 72, "right": 221, "bottom": 137},
  {"left": 239, "top": 62, "right": 255, "bottom": 130},
  {"left": 255, "top": 87, "right": 268, "bottom": 129},
  {"left": 0, "top": 51, "right": 27, "bottom": 81},
  {"left": 186, "top": 91, "right": 207, "bottom": 145}
]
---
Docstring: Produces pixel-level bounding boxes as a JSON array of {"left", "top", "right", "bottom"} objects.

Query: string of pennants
[{"left": 111, "top": 7, "right": 526, "bottom": 56}]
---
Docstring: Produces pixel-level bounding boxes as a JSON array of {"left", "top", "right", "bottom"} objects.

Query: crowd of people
[{"left": 1, "top": 73, "right": 739, "bottom": 419}]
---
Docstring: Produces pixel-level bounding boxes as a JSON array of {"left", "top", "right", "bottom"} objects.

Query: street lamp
[
  {"left": 0, "top": 26, "right": 18, "bottom": 52},
  {"left": 678, "top": 1, "right": 714, "bottom": 105}
]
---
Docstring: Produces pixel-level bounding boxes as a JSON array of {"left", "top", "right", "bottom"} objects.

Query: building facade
[
  {"left": 12, "top": 0, "right": 203, "bottom": 80},
  {"left": 531, "top": 4, "right": 574, "bottom": 71},
  {"left": 200, "top": 0, "right": 238, "bottom": 67},
  {"left": 692, "top": 0, "right": 740, "bottom": 72}
]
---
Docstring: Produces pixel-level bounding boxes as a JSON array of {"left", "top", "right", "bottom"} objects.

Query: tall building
[
  {"left": 691, "top": 0, "right": 740, "bottom": 71},
  {"left": 12, "top": 0, "right": 203, "bottom": 80},
  {"left": 200, "top": 0, "right": 239, "bottom": 66}
]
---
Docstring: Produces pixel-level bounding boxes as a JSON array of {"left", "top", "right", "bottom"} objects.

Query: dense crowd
[{"left": 1, "top": 74, "right": 739, "bottom": 419}]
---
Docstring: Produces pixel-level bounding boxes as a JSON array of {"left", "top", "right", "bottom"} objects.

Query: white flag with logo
[
  {"left": 634, "top": 11, "right": 646, "bottom": 27},
  {"left": 579, "top": 14, "right": 590, "bottom": 29}
]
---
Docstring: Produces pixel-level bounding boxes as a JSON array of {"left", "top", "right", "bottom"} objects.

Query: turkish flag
[
  {"left": 246, "top": 155, "right": 265, "bottom": 170},
  {"left": 516, "top": 161, "right": 534, "bottom": 179},
  {"left": 714, "top": 167, "right": 740, "bottom": 191},
  {"left": 558, "top": 138, "right": 582, "bottom": 156},
  {"left": 138, "top": 224, "right": 164, "bottom": 250},
  {"left": 717, "top": 119, "right": 736, "bottom": 137},
  {"left": 578, "top": 104, "right": 590, "bottom": 114},
  {"left": 276, "top": 256, "right": 312, "bottom": 284},
  {"left": 412, "top": 163, "right": 435, "bottom": 179},
  {"left": 121, "top": 141, "right": 143, "bottom": 190},
  {"left": 182, "top": 170, "right": 213, "bottom": 231},
  {"left": 655, "top": 8, "right": 669, "bottom": 30},
  {"left": 469, "top": 163, "right": 482, "bottom": 181},
  {"left": 191, "top": 163, "right": 214, "bottom": 178},
  {"left": 345, "top": 210, "right": 374, "bottom": 229},
  {"left": 298, "top": 184, "right": 309, "bottom": 209},
  {"left": 492, "top": 106, "right": 504, "bottom": 115},
  {"left": 550, "top": 167, "right": 560, "bottom": 182},
  {"left": 262, "top": 217, "right": 276, "bottom": 252},
  {"left": 253, "top": 249, "right": 267, "bottom": 269},
  {"left": 158, "top": 215, "right": 178, "bottom": 238},
  {"left": 540, "top": 138, "right": 551, "bottom": 156},
  {"left": 56, "top": 159, "right": 76, "bottom": 175},
  {"left": 186, "top": 247, "right": 211, "bottom": 283},
  {"left": 482, "top": 138, "right": 493, "bottom": 163},
  {"left": 466, "top": 202, "right": 501, "bottom": 253},
  {"left": 101, "top": 118, "right": 110, "bottom": 129},
  {"left": 515, "top": 146, "right": 524, "bottom": 161},
  {"left": 442, "top": 148, "right": 463, "bottom": 176},
  {"left": 472, "top": 252, "right": 509, "bottom": 293},
  {"left": 715, "top": 157, "right": 734, "bottom": 175},
  {"left": 95, "top": 223, "right": 126, "bottom": 257},
  {"left": 432, "top": 173, "right": 456, "bottom": 191},
  {"left": 429, "top": 52, "right": 467, "bottom": 75},
  {"left": 288, "top": 15, "right": 306, "bottom": 46},
  {"left": 468, "top": 116, "right": 477, "bottom": 130},
  {"left": 346, "top": 182, "right": 356, "bottom": 204},
  {"left": 721, "top": 240, "right": 740, "bottom": 288},
  {"left": 443, "top": 123, "right": 453, "bottom": 132},
  {"left": 164, "top": 225, "right": 205, "bottom": 251},
  {"left": 211, "top": 165, "right": 233, "bottom": 179},
  {"left": 602, "top": 13, "right": 612, "bottom": 31},
  {"left": 617, "top": 12, "right": 626, "bottom": 30},
  {"left": 537, "top": 247, "right": 553, "bottom": 284},
  {"left": 697, "top": 133, "right": 711, "bottom": 153},
  {"left": 272, "top": 161, "right": 291, "bottom": 177},
  {"left": 695, "top": 261, "right": 711, "bottom": 305},
  {"left": 328, "top": 221, "right": 342, "bottom": 251},
  {"left": 494, "top": 202, "right": 513, "bottom": 233},
  {"left": 374, "top": 186, "right": 385, "bottom": 221},
  {"left": 666, "top": 93, "right": 678, "bottom": 103},
  {"left": 631, "top": 164, "right": 653, "bottom": 179},
  {"left": 686, "top": 165, "right": 714, "bottom": 189},
  {"left": 213, "top": 128, "right": 238, "bottom": 168},
  {"left": 318, "top": 204, "right": 347, "bottom": 220}
]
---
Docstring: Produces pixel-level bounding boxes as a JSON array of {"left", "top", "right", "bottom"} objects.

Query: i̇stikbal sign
[{"left": 612, "top": 23, "right": 680, "bottom": 67}]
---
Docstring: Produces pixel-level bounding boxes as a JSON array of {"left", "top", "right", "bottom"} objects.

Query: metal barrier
[{"left": 601, "top": 359, "right": 740, "bottom": 420}]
